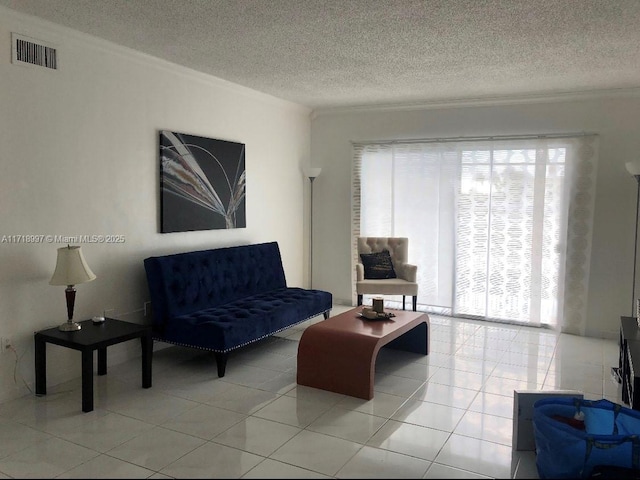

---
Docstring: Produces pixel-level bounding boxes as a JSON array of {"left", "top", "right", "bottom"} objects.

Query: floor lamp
[
  {"left": 626, "top": 161, "right": 640, "bottom": 318},
  {"left": 305, "top": 166, "right": 321, "bottom": 288}
]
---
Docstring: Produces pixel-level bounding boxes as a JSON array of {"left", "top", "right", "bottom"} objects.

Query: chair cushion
[
  {"left": 360, "top": 250, "right": 397, "bottom": 279},
  {"left": 356, "top": 278, "right": 418, "bottom": 296}
]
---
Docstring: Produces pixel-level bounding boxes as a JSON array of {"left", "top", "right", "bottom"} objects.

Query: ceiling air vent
[{"left": 12, "top": 33, "right": 58, "bottom": 70}]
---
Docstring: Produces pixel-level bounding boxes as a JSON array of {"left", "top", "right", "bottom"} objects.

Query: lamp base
[{"left": 58, "top": 320, "right": 82, "bottom": 332}]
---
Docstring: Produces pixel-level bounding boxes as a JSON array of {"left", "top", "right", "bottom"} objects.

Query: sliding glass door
[
  {"left": 353, "top": 136, "right": 597, "bottom": 333},
  {"left": 455, "top": 145, "right": 567, "bottom": 325}
]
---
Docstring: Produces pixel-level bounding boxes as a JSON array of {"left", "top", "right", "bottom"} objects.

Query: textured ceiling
[{"left": 2, "top": 0, "right": 640, "bottom": 110}]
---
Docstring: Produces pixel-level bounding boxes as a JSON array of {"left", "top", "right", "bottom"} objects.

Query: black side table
[{"left": 34, "top": 318, "right": 152, "bottom": 412}]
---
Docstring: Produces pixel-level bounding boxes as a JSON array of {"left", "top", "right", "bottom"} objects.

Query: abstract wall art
[{"left": 159, "top": 130, "right": 246, "bottom": 233}]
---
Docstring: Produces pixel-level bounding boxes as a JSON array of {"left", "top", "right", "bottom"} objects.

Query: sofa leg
[
  {"left": 357, "top": 294, "right": 363, "bottom": 306},
  {"left": 412, "top": 296, "right": 417, "bottom": 311},
  {"left": 215, "top": 352, "right": 227, "bottom": 377},
  {"left": 402, "top": 296, "right": 406, "bottom": 310},
  {"left": 323, "top": 310, "right": 330, "bottom": 320}
]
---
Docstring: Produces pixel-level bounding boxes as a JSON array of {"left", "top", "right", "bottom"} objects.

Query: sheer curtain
[{"left": 352, "top": 135, "right": 598, "bottom": 334}]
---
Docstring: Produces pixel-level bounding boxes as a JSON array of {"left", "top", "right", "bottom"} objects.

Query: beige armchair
[{"left": 356, "top": 237, "right": 418, "bottom": 311}]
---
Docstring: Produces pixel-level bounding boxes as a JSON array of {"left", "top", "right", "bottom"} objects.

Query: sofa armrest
[
  {"left": 397, "top": 263, "right": 417, "bottom": 282},
  {"left": 356, "top": 263, "right": 365, "bottom": 281}
]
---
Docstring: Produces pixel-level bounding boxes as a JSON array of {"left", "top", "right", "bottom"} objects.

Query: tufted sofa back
[{"left": 144, "top": 242, "right": 287, "bottom": 329}]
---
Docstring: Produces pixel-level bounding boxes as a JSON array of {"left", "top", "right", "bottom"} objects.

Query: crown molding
[
  {"left": 1, "top": 5, "right": 311, "bottom": 116},
  {"left": 310, "top": 87, "right": 640, "bottom": 119}
]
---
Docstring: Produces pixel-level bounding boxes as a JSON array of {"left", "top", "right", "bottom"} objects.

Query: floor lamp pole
[
  {"left": 633, "top": 176, "right": 640, "bottom": 317},
  {"left": 309, "top": 176, "right": 316, "bottom": 289},
  {"left": 305, "top": 166, "right": 321, "bottom": 289}
]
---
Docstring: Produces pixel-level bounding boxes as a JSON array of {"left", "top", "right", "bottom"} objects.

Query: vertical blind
[{"left": 352, "top": 135, "right": 598, "bottom": 334}]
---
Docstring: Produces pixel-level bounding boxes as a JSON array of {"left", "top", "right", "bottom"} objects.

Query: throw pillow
[{"left": 360, "top": 250, "right": 397, "bottom": 279}]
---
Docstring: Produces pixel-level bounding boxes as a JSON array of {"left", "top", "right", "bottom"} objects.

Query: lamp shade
[
  {"left": 626, "top": 161, "right": 640, "bottom": 177},
  {"left": 49, "top": 245, "right": 96, "bottom": 286},
  {"left": 304, "top": 166, "right": 322, "bottom": 179}
]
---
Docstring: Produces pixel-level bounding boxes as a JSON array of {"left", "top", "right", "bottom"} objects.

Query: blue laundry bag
[{"left": 533, "top": 397, "right": 640, "bottom": 478}]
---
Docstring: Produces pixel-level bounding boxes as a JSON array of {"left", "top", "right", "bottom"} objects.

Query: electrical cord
[
  {"left": 7, "top": 344, "right": 32, "bottom": 394},
  {"left": 7, "top": 343, "right": 75, "bottom": 397}
]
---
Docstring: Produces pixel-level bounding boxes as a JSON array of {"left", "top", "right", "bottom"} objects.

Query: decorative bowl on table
[{"left": 358, "top": 308, "right": 396, "bottom": 321}]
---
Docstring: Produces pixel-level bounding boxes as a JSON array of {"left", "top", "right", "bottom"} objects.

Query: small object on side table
[{"left": 92, "top": 316, "right": 106, "bottom": 324}]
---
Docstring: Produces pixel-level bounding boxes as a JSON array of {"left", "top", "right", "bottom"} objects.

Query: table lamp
[{"left": 49, "top": 245, "right": 96, "bottom": 331}]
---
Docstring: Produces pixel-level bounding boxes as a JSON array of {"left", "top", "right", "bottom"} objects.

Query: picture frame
[{"left": 159, "top": 130, "right": 246, "bottom": 233}]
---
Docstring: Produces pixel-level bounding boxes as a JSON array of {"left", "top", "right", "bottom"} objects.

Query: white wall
[
  {"left": 310, "top": 94, "right": 640, "bottom": 339},
  {"left": 0, "top": 7, "right": 312, "bottom": 403}
]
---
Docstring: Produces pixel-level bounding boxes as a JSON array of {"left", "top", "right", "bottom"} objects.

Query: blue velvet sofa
[{"left": 143, "top": 241, "right": 332, "bottom": 376}]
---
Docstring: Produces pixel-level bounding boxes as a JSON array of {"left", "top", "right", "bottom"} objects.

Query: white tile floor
[{"left": 0, "top": 305, "right": 623, "bottom": 479}]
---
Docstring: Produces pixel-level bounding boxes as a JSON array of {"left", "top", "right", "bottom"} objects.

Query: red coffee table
[{"left": 296, "top": 307, "right": 429, "bottom": 399}]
